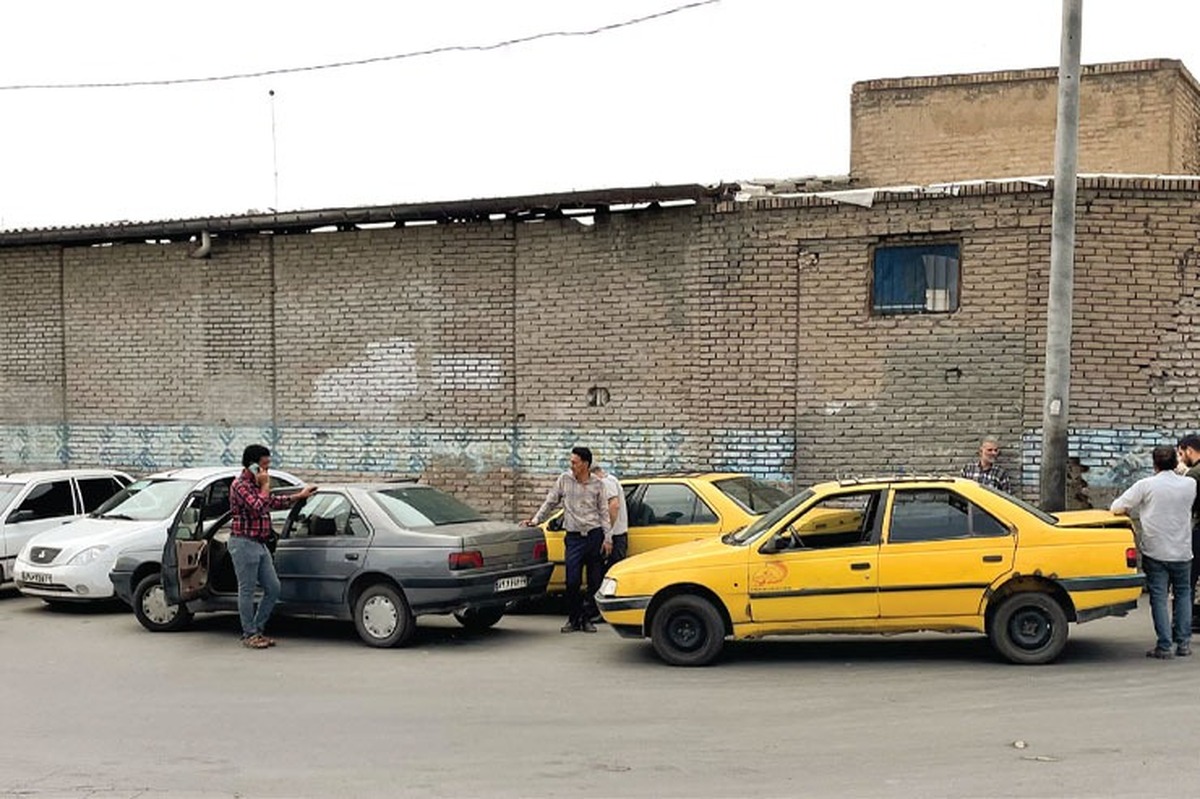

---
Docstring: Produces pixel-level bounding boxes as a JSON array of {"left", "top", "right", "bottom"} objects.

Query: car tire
[
  {"left": 132, "top": 573, "right": 193, "bottom": 632},
  {"left": 353, "top": 583, "right": 415, "bottom": 648},
  {"left": 453, "top": 606, "right": 505, "bottom": 631},
  {"left": 988, "top": 592, "right": 1068, "bottom": 665},
  {"left": 650, "top": 594, "right": 725, "bottom": 667}
]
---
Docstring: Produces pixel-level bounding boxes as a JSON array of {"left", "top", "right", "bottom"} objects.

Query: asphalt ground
[{"left": 1, "top": 587, "right": 1197, "bottom": 799}]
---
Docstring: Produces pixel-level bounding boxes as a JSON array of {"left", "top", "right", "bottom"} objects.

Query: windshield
[
  {"left": 713, "top": 476, "right": 792, "bottom": 514},
  {"left": 728, "top": 488, "right": 815, "bottom": 544},
  {"left": 979, "top": 483, "right": 1057, "bottom": 525},
  {"left": 370, "top": 486, "right": 486, "bottom": 528},
  {"left": 0, "top": 483, "right": 23, "bottom": 513},
  {"left": 92, "top": 478, "right": 197, "bottom": 521}
]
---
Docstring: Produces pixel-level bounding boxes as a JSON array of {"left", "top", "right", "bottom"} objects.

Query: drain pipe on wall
[{"left": 189, "top": 230, "right": 212, "bottom": 259}]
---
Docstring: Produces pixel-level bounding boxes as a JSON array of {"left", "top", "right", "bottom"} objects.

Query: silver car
[{"left": 110, "top": 482, "right": 551, "bottom": 647}]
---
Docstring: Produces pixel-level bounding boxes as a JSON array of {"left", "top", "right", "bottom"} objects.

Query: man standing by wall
[
  {"left": 229, "top": 444, "right": 316, "bottom": 649},
  {"left": 523, "top": 446, "right": 611, "bottom": 633},
  {"left": 961, "top": 438, "right": 1012, "bottom": 493},
  {"left": 1111, "top": 445, "right": 1195, "bottom": 659},
  {"left": 1176, "top": 434, "right": 1200, "bottom": 632}
]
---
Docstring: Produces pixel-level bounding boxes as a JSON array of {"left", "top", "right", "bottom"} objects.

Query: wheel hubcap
[
  {"left": 1009, "top": 607, "right": 1052, "bottom": 650},
  {"left": 667, "top": 611, "right": 704, "bottom": 651},
  {"left": 362, "top": 595, "right": 398, "bottom": 639},
  {"left": 142, "top": 585, "right": 178, "bottom": 626}
]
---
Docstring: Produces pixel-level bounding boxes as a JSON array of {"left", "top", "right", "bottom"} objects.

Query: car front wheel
[
  {"left": 453, "top": 606, "right": 505, "bottom": 631},
  {"left": 353, "top": 583, "right": 415, "bottom": 648},
  {"left": 132, "top": 573, "right": 193, "bottom": 632},
  {"left": 650, "top": 594, "right": 726, "bottom": 666},
  {"left": 988, "top": 592, "right": 1069, "bottom": 665}
]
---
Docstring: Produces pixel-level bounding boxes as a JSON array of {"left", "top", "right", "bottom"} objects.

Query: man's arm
[
  {"left": 523, "top": 477, "right": 564, "bottom": 526},
  {"left": 1110, "top": 481, "right": 1143, "bottom": 516},
  {"left": 231, "top": 476, "right": 270, "bottom": 514}
]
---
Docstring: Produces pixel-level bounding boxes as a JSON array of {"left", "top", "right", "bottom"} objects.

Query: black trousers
[
  {"left": 1192, "top": 526, "right": 1200, "bottom": 619},
  {"left": 602, "top": 533, "right": 629, "bottom": 579},
  {"left": 564, "top": 529, "right": 605, "bottom": 625}
]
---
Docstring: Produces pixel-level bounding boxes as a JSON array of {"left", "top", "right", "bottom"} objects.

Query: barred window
[{"left": 871, "top": 243, "right": 960, "bottom": 315}]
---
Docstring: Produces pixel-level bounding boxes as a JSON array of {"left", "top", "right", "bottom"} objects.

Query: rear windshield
[
  {"left": 370, "top": 486, "right": 486, "bottom": 528},
  {"left": 92, "top": 478, "right": 197, "bottom": 521},
  {"left": 978, "top": 483, "right": 1057, "bottom": 524},
  {"left": 713, "top": 476, "right": 791, "bottom": 514}
]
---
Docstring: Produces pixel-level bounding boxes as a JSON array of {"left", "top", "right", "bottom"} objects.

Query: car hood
[
  {"left": 24, "top": 516, "right": 167, "bottom": 559},
  {"left": 1052, "top": 509, "right": 1132, "bottom": 529},
  {"left": 609, "top": 534, "right": 737, "bottom": 577}
]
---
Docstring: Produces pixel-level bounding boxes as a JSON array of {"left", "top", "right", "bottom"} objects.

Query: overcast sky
[{"left": 2, "top": 0, "right": 1198, "bottom": 230}]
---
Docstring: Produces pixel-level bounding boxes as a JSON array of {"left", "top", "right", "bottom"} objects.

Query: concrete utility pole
[{"left": 1040, "top": 0, "right": 1083, "bottom": 511}]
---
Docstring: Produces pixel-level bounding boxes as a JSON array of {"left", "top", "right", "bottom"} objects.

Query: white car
[
  {"left": 14, "top": 466, "right": 301, "bottom": 604},
  {"left": 1, "top": 469, "right": 133, "bottom": 584}
]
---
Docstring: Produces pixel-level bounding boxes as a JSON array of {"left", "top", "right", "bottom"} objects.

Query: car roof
[
  {"left": 0, "top": 468, "right": 131, "bottom": 483},
  {"left": 140, "top": 466, "right": 301, "bottom": 481},
  {"left": 814, "top": 475, "right": 968, "bottom": 491},
  {"left": 620, "top": 472, "right": 749, "bottom": 482}
]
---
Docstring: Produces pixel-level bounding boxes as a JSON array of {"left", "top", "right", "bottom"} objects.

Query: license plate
[
  {"left": 20, "top": 571, "right": 51, "bottom": 585},
  {"left": 494, "top": 575, "right": 528, "bottom": 593}
]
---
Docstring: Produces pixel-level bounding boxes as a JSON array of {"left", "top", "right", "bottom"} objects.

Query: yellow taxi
[
  {"left": 596, "top": 476, "right": 1142, "bottom": 666},
  {"left": 541, "top": 473, "right": 791, "bottom": 593}
]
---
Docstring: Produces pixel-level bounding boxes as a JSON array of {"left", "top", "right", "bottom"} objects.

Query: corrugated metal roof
[{"left": 0, "top": 183, "right": 737, "bottom": 248}]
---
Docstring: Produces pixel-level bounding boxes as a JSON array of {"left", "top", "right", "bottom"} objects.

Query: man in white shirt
[
  {"left": 1111, "top": 445, "right": 1196, "bottom": 658},
  {"left": 592, "top": 464, "right": 629, "bottom": 570}
]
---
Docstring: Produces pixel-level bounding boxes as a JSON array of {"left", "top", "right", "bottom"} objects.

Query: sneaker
[
  {"left": 560, "top": 622, "right": 579, "bottom": 634},
  {"left": 242, "top": 635, "right": 270, "bottom": 649},
  {"left": 1177, "top": 645, "right": 1192, "bottom": 657},
  {"left": 259, "top": 635, "right": 277, "bottom": 647},
  {"left": 1146, "top": 647, "right": 1174, "bottom": 660},
  {"left": 580, "top": 620, "right": 598, "bottom": 633}
]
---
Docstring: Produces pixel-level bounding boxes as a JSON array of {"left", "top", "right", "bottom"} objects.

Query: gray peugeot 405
[{"left": 110, "top": 482, "right": 551, "bottom": 647}]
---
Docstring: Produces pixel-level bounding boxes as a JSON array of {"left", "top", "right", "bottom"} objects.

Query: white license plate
[
  {"left": 494, "top": 575, "right": 528, "bottom": 593},
  {"left": 20, "top": 571, "right": 51, "bottom": 585}
]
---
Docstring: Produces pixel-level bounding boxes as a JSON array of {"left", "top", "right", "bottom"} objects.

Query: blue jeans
[
  {"left": 563, "top": 530, "right": 604, "bottom": 626},
  {"left": 1143, "top": 555, "right": 1193, "bottom": 651},
  {"left": 228, "top": 535, "right": 281, "bottom": 638}
]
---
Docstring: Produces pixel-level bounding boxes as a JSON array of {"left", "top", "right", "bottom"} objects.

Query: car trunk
[
  {"left": 442, "top": 520, "right": 546, "bottom": 569},
  {"left": 1052, "top": 509, "right": 1135, "bottom": 529}
]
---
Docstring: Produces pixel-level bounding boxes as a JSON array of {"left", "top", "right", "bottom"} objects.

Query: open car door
[{"left": 161, "top": 492, "right": 213, "bottom": 605}]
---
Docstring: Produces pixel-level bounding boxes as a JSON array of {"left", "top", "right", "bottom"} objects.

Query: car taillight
[
  {"left": 533, "top": 541, "right": 547, "bottom": 562},
  {"left": 449, "top": 550, "right": 484, "bottom": 570},
  {"left": 1126, "top": 547, "right": 1139, "bottom": 569}
]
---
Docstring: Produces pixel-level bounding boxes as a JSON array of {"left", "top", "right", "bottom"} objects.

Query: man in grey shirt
[
  {"left": 1111, "top": 445, "right": 1196, "bottom": 658},
  {"left": 523, "top": 446, "right": 612, "bottom": 633}
]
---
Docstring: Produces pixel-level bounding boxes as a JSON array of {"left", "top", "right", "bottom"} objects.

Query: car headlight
[
  {"left": 599, "top": 577, "right": 618, "bottom": 597},
  {"left": 67, "top": 545, "right": 111, "bottom": 566}
]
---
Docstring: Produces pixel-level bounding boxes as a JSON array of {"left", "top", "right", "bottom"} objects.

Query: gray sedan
[{"left": 109, "top": 482, "right": 552, "bottom": 647}]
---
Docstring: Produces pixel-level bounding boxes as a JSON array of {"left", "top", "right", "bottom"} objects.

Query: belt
[{"left": 566, "top": 527, "right": 603, "bottom": 537}]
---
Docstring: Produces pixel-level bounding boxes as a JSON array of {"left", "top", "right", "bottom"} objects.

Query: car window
[
  {"left": 712, "top": 477, "right": 791, "bottom": 514},
  {"left": 203, "top": 479, "right": 233, "bottom": 518},
  {"left": 292, "top": 494, "right": 367, "bottom": 537},
  {"left": 0, "top": 483, "right": 23, "bottom": 514},
  {"left": 635, "top": 483, "right": 718, "bottom": 526},
  {"left": 782, "top": 490, "right": 881, "bottom": 550},
  {"left": 730, "top": 489, "right": 815, "bottom": 544},
  {"left": 14, "top": 480, "right": 75, "bottom": 521},
  {"left": 77, "top": 477, "right": 127, "bottom": 513},
  {"left": 371, "top": 486, "right": 485, "bottom": 528},
  {"left": 887, "top": 489, "right": 1010, "bottom": 543},
  {"left": 93, "top": 478, "right": 197, "bottom": 521}
]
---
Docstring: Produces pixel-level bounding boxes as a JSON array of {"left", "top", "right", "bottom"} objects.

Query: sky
[{"left": 2, "top": 0, "right": 1199, "bottom": 230}]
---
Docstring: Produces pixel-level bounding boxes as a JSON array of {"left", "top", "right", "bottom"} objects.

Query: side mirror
[{"left": 6, "top": 509, "right": 35, "bottom": 525}]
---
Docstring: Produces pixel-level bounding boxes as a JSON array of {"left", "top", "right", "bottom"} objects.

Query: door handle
[
  {"left": 982, "top": 555, "right": 1003, "bottom": 563},
  {"left": 850, "top": 562, "right": 871, "bottom": 571},
  {"left": 345, "top": 553, "right": 360, "bottom": 561}
]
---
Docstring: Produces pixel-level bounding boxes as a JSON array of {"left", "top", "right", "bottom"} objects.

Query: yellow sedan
[
  {"left": 597, "top": 476, "right": 1142, "bottom": 666},
  {"left": 541, "top": 472, "right": 791, "bottom": 593}
]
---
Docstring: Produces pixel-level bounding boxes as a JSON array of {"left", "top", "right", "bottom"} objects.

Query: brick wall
[
  {"left": 852, "top": 60, "right": 1200, "bottom": 187},
  {"left": 4, "top": 178, "right": 1200, "bottom": 513}
]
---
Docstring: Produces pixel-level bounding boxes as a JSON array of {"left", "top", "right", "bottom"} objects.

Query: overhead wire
[{"left": 0, "top": 0, "right": 720, "bottom": 91}]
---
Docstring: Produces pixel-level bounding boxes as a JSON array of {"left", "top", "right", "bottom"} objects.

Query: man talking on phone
[{"left": 229, "top": 444, "right": 317, "bottom": 649}]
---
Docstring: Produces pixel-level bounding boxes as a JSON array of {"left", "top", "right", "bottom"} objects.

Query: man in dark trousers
[
  {"left": 1177, "top": 434, "right": 1200, "bottom": 631},
  {"left": 523, "top": 446, "right": 611, "bottom": 633}
]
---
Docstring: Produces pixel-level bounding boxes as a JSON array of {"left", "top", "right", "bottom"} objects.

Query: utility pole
[{"left": 1040, "top": 0, "right": 1083, "bottom": 511}]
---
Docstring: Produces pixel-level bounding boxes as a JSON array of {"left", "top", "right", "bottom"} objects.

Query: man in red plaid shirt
[{"left": 230, "top": 444, "right": 317, "bottom": 649}]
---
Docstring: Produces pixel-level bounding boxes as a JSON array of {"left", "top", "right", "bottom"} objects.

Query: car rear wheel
[
  {"left": 988, "top": 592, "right": 1068, "bottom": 665},
  {"left": 650, "top": 594, "right": 725, "bottom": 667},
  {"left": 353, "top": 583, "right": 415, "bottom": 648},
  {"left": 132, "top": 573, "right": 193, "bottom": 632},
  {"left": 453, "top": 606, "right": 505, "bottom": 631}
]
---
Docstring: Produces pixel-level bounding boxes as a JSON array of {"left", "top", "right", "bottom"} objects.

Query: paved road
[{"left": 1, "top": 587, "right": 1197, "bottom": 798}]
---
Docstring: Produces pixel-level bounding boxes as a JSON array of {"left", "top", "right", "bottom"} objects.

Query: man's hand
[
  {"left": 520, "top": 518, "right": 536, "bottom": 527},
  {"left": 256, "top": 469, "right": 271, "bottom": 490},
  {"left": 298, "top": 485, "right": 318, "bottom": 499},
  {"left": 601, "top": 540, "right": 613, "bottom": 557}
]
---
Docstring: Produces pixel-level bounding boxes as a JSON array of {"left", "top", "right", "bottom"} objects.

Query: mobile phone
[{"left": 249, "top": 464, "right": 260, "bottom": 475}]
